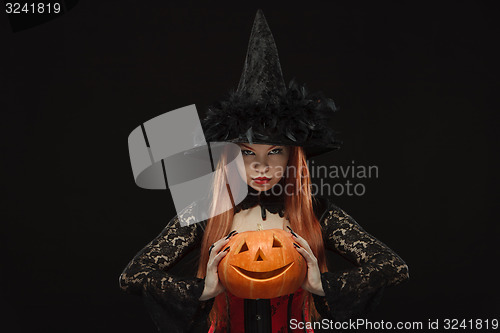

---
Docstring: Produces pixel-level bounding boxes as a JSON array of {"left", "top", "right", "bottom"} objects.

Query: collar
[{"left": 234, "top": 180, "right": 286, "bottom": 221}]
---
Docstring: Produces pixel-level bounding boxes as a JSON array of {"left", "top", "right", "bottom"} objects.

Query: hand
[
  {"left": 287, "top": 227, "right": 325, "bottom": 296},
  {"left": 199, "top": 231, "right": 237, "bottom": 301}
]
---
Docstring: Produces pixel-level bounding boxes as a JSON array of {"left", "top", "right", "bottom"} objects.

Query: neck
[{"left": 234, "top": 181, "right": 286, "bottom": 220}]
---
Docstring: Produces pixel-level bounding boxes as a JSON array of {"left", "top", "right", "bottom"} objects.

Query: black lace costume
[{"left": 119, "top": 196, "right": 409, "bottom": 332}]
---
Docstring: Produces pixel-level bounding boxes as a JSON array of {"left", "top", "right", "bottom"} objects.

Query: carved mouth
[{"left": 231, "top": 262, "right": 293, "bottom": 280}]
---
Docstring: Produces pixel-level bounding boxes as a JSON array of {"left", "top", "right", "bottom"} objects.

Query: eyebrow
[
  {"left": 241, "top": 144, "right": 254, "bottom": 150},
  {"left": 240, "top": 144, "right": 278, "bottom": 151}
]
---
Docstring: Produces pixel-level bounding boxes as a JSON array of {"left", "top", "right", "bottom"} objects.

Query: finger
[
  {"left": 213, "top": 246, "right": 230, "bottom": 265},
  {"left": 287, "top": 226, "right": 305, "bottom": 244},
  {"left": 293, "top": 243, "right": 317, "bottom": 266},
  {"left": 208, "top": 246, "right": 230, "bottom": 271},
  {"left": 210, "top": 230, "right": 237, "bottom": 257},
  {"left": 286, "top": 225, "right": 299, "bottom": 238},
  {"left": 208, "top": 244, "right": 215, "bottom": 256},
  {"left": 224, "top": 230, "right": 238, "bottom": 240},
  {"left": 209, "top": 238, "right": 230, "bottom": 259},
  {"left": 287, "top": 227, "right": 313, "bottom": 254}
]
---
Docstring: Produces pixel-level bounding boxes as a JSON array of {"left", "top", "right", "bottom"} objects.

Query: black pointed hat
[
  {"left": 236, "top": 10, "right": 286, "bottom": 104},
  {"left": 202, "top": 10, "right": 341, "bottom": 157}
]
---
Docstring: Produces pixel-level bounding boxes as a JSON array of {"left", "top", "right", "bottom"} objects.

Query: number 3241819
[
  {"left": 6, "top": 3, "right": 61, "bottom": 14},
  {"left": 443, "top": 319, "right": 498, "bottom": 330}
]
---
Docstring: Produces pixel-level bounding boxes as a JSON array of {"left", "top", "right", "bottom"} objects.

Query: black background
[{"left": 1, "top": 1, "right": 498, "bottom": 332}]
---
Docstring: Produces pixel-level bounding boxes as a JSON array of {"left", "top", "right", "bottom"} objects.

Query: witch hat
[
  {"left": 236, "top": 10, "right": 286, "bottom": 104},
  {"left": 202, "top": 9, "right": 341, "bottom": 157}
]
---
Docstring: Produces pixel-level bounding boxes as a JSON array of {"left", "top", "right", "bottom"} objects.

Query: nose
[
  {"left": 254, "top": 248, "right": 266, "bottom": 262},
  {"left": 251, "top": 159, "right": 270, "bottom": 174}
]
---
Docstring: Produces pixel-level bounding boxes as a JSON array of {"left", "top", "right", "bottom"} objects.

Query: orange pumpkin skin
[{"left": 218, "top": 229, "right": 307, "bottom": 299}]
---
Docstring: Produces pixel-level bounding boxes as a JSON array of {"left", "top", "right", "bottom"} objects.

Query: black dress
[{"left": 119, "top": 197, "right": 409, "bottom": 332}]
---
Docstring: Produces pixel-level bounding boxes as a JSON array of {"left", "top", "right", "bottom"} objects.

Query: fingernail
[
  {"left": 287, "top": 226, "right": 297, "bottom": 237},
  {"left": 223, "top": 246, "right": 230, "bottom": 252},
  {"left": 293, "top": 243, "right": 301, "bottom": 248},
  {"left": 225, "top": 230, "right": 237, "bottom": 240}
]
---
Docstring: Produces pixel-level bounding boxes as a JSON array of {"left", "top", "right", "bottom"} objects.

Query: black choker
[{"left": 233, "top": 181, "right": 286, "bottom": 221}]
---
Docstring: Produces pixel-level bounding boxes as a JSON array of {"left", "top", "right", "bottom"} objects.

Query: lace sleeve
[
  {"left": 119, "top": 204, "right": 213, "bottom": 332},
  {"left": 313, "top": 202, "right": 409, "bottom": 321}
]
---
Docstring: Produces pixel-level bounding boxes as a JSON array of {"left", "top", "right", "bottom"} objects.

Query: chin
[{"left": 250, "top": 185, "right": 268, "bottom": 192}]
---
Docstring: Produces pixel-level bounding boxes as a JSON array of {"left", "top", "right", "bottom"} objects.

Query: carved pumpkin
[{"left": 218, "top": 229, "right": 306, "bottom": 299}]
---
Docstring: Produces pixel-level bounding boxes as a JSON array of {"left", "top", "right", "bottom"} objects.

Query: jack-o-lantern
[{"left": 218, "top": 229, "right": 306, "bottom": 299}]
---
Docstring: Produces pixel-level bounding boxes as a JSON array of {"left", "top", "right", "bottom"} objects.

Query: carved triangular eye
[
  {"left": 238, "top": 242, "right": 249, "bottom": 253},
  {"left": 272, "top": 236, "right": 282, "bottom": 248}
]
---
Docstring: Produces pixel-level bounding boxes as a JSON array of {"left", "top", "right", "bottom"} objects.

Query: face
[{"left": 238, "top": 143, "right": 290, "bottom": 192}]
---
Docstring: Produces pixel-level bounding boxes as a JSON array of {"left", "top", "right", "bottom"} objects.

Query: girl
[{"left": 120, "top": 10, "right": 409, "bottom": 333}]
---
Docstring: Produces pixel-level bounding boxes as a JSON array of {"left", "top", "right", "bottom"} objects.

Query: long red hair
[{"left": 196, "top": 146, "right": 327, "bottom": 329}]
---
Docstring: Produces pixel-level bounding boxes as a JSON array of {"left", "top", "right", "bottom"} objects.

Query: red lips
[{"left": 253, "top": 177, "right": 271, "bottom": 185}]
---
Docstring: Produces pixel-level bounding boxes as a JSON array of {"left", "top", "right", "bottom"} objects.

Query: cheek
[
  {"left": 271, "top": 157, "right": 289, "bottom": 175},
  {"left": 243, "top": 160, "right": 252, "bottom": 175}
]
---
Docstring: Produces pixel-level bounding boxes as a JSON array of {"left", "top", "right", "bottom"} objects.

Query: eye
[
  {"left": 238, "top": 241, "right": 249, "bottom": 253},
  {"left": 268, "top": 148, "right": 283, "bottom": 155},
  {"left": 272, "top": 236, "right": 282, "bottom": 248},
  {"left": 241, "top": 149, "right": 255, "bottom": 156}
]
